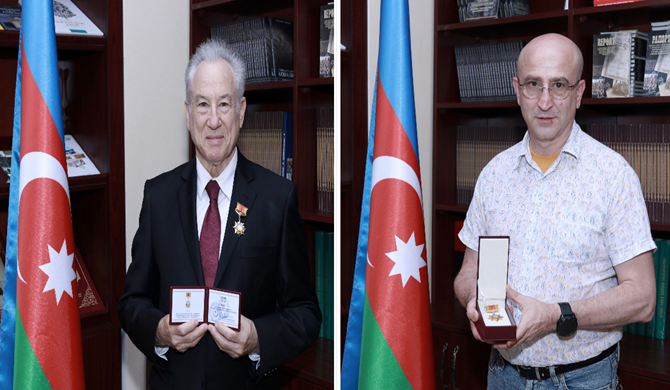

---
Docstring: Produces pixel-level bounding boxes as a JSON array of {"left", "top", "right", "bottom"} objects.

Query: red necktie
[{"left": 200, "top": 180, "right": 221, "bottom": 287}]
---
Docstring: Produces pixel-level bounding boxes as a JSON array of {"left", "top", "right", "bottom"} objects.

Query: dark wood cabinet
[
  {"left": 189, "top": 1, "right": 333, "bottom": 388},
  {"left": 432, "top": 0, "right": 670, "bottom": 388},
  {"left": 0, "top": 0, "right": 125, "bottom": 388}
]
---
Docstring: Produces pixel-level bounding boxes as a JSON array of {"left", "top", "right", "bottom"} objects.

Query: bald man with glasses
[{"left": 454, "top": 33, "right": 656, "bottom": 390}]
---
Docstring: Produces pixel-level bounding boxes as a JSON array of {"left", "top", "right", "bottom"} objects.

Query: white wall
[
  {"left": 122, "top": 1, "right": 190, "bottom": 389},
  {"left": 368, "top": 0, "right": 434, "bottom": 290}
]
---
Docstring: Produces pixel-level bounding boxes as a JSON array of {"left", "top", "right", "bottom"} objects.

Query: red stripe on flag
[
  {"left": 367, "top": 78, "right": 434, "bottom": 389},
  {"left": 17, "top": 45, "right": 85, "bottom": 390},
  {"left": 372, "top": 73, "right": 421, "bottom": 181},
  {"left": 20, "top": 41, "right": 67, "bottom": 172}
]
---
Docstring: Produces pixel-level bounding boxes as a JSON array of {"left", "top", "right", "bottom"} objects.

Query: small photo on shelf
[{"left": 64, "top": 134, "right": 100, "bottom": 177}]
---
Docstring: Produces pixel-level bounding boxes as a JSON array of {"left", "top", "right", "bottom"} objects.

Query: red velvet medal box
[{"left": 475, "top": 236, "right": 517, "bottom": 341}]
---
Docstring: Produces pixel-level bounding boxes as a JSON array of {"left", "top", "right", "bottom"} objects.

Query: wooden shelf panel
[
  {"left": 0, "top": 32, "right": 106, "bottom": 51},
  {"left": 298, "top": 77, "right": 334, "bottom": 87},
  {"left": 246, "top": 80, "right": 295, "bottom": 92},
  {"left": 300, "top": 210, "right": 334, "bottom": 224},
  {"left": 573, "top": 0, "right": 670, "bottom": 15}
]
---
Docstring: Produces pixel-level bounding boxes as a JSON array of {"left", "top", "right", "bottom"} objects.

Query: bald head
[{"left": 517, "top": 33, "right": 583, "bottom": 82}]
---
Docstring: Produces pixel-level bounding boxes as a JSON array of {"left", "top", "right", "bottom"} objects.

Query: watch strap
[{"left": 558, "top": 302, "right": 573, "bottom": 316}]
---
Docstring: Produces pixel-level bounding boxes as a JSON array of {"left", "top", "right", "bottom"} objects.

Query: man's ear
[
  {"left": 239, "top": 96, "right": 247, "bottom": 128},
  {"left": 575, "top": 79, "right": 586, "bottom": 109},
  {"left": 513, "top": 77, "right": 521, "bottom": 106},
  {"left": 184, "top": 101, "right": 191, "bottom": 131}
]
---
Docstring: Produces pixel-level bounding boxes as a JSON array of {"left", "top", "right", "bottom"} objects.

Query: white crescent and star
[
  {"left": 368, "top": 155, "right": 427, "bottom": 288},
  {"left": 16, "top": 150, "right": 75, "bottom": 305}
]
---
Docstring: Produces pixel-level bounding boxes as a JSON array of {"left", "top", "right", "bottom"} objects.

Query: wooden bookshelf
[
  {"left": 0, "top": 0, "right": 125, "bottom": 388},
  {"left": 189, "top": 0, "right": 334, "bottom": 387},
  {"left": 432, "top": 0, "right": 670, "bottom": 388}
]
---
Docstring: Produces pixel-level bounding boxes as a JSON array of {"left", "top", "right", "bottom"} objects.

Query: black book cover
[
  {"left": 320, "top": 3, "right": 334, "bottom": 78},
  {"left": 643, "top": 30, "right": 670, "bottom": 97},
  {"left": 465, "top": 0, "right": 499, "bottom": 21},
  {"left": 267, "top": 17, "right": 294, "bottom": 80}
]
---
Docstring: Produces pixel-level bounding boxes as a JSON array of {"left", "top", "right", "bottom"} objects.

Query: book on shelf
[
  {"left": 593, "top": 0, "right": 647, "bottom": 6},
  {"left": 53, "top": 0, "right": 103, "bottom": 36},
  {"left": 211, "top": 17, "right": 294, "bottom": 84},
  {"left": 0, "top": 150, "right": 12, "bottom": 183},
  {"left": 320, "top": 3, "right": 335, "bottom": 78},
  {"left": 458, "top": 0, "right": 528, "bottom": 22},
  {"left": 464, "top": 0, "right": 500, "bottom": 21},
  {"left": 4, "top": 1, "right": 103, "bottom": 36},
  {"left": 592, "top": 30, "right": 648, "bottom": 98},
  {"left": 237, "top": 111, "right": 293, "bottom": 180},
  {"left": 74, "top": 244, "right": 105, "bottom": 316},
  {"left": 317, "top": 107, "right": 334, "bottom": 213},
  {"left": 454, "top": 41, "right": 525, "bottom": 102},
  {"left": 315, "top": 231, "right": 334, "bottom": 340},
  {"left": 65, "top": 134, "right": 101, "bottom": 177},
  {"left": 0, "top": 5, "right": 20, "bottom": 31},
  {"left": 643, "top": 24, "right": 670, "bottom": 97}
]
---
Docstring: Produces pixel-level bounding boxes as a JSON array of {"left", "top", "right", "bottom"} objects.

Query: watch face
[{"left": 558, "top": 315, "right": 578, "bottom": 337}]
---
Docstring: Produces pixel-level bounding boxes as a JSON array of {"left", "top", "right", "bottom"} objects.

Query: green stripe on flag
[
  {"left": 14, "top": 308, "right": 51, "bottom": 389},
  {"left": 359, "top": 292, "right": 412, "bottom": 390}
]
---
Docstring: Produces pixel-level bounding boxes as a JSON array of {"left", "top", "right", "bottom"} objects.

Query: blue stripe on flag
[
  {"left": 341, "top": 72, "right": 378, "bottom": 390},
  {"left": 377, "top": 0, "right": 419, "bottom": 164},
  {"left": 22, "top": 0, "right": 65, "bottom": 142},
  {"left": 0, "top": 31, "right": 22, "bottom": 390}
]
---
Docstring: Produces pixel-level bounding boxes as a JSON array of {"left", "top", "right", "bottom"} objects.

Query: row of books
[
  {"left": 317, "top": 107, "right": 334, "bottom": 213},
  {"left": 592, "top": 22, "right": 670, "bottom": 98},
  {"left": 624, "top": 238, "right": 670, "bottom": 338},
  {"left": 454, "top": 41, "right": 525, "bottom": 102},
  {"left": 582, "top": 124, "right": 670, "bottom": 225},
  {"left": 0, "top": 0, "right": 102, "bottom": 36},
  {"left": 315, "top": 231, "right": 334, "bottom": 340},
  {"left": 456, "top": 0, "right": 529, "bottom": 23},
  {"left": 455, "top": 126, "right": 526, "bottom": 205},
  {"left": 210, "top": 17, "right": 294, "bottom": 84},
  {"left": 237, "top": 111, "right": 293, "bottom": 180}
]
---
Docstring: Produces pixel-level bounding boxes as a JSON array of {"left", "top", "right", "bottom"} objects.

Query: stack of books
[
  {"left": 211, "top": 17, "right": 294, "bottom": 84},
  {"left": 592, "top": 30, "right": 648, "bottom": 98},
  {"left": 237, "top": 111, "right": 293, "bottom": 180},
  {"left": 315, "top": 231, "right": 334, "bottom": 340},
  {"left": 457, "top": 0, "right": 530, "bottom": 22},
  {"left": 624, "top": 239, "right": 670, "bottom": 339},
  {"left": 454, "top": 41, "right": 525, "bottom": 102},
  {"left": 643, "top": 20, "right": 670, "bottom": 97},
  {"left": 317, "top": 107, "right": 334, "bottom": 213}
]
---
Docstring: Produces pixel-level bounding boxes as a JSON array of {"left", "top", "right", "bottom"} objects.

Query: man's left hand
[
  {"left": 208, "top": 315, "right": 260, "bottom": 359},
  {"left": 498, "top": 285, "right": 560, "bottom": 349}
]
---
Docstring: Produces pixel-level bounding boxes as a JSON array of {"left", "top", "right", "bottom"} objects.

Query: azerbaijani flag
[
  {"left": 341, "top": 0, "right": 435, "bottom": 388},
  {"left": 0, "top": 1, "right": 86, "bottom": 389}
]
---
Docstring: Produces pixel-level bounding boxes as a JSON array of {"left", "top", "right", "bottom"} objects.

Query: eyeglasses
[{"left": 517, "top": 80, "right": 580, "bottom": 100}]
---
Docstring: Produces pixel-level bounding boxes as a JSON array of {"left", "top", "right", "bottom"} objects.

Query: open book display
[
  {"left": 170, "top": 287, "right": 241, "bottom": 331},
  {"left": 475, "top": 236, "right": 517, "bottom": 341}
]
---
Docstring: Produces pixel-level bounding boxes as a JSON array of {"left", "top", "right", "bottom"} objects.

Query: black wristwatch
[{"left": 556, "top": 302, "right": 578, "bottom": 337}]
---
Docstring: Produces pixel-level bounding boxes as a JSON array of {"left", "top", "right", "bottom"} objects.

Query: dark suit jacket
[{"left": 119, "top": 153, "right": 321, "bottom": 390}]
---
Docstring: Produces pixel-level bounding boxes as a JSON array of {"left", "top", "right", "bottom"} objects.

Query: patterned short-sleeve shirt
[{"left": 458, "top": 121, "right": 656, "bottom": 367}]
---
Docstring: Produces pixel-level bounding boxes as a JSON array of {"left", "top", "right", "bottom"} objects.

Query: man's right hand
[{"left": 155, "top": 315, "right": 208, "bottom": 353}]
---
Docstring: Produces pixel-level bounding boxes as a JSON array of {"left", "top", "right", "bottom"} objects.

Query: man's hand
[
  {"left": 155, "top": 315, "right": 208, "bottom": 353},
  {"left": 208, "top": 315, "right": 260, "bottom": 359},
  {"left": 500, "top": 285, "right": 560, "bottom": 349},
  {"left": 466, "top": 298, "right": 484, "bottom": 342}
]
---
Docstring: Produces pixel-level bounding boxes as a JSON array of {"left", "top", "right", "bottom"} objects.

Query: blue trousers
[{"left": 487, "top": 345, "right": 620, "bottom": 390}]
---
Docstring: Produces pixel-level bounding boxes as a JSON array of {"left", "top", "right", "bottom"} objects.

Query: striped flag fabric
[
  {"left": 341, "top": 0, "right": 435, "bottom": 389},
  {"left": 0, "top": 1, "right": 86, "bottom": 389}
]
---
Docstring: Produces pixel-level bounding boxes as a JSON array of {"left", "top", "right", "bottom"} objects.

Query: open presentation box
[
  {"left": 169, "top": 286, "right": 241, "bottom": 331},
  {"left": 475, "top": 236, "right": 517, "bottom": 341}
]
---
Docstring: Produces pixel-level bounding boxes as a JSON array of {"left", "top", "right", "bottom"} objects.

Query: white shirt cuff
[
  {"left": 154, "top": 346, "right": 169, "bottom": 361},
  {"left": 248, "top": 352, "right": 261, "bottom": 370}
]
